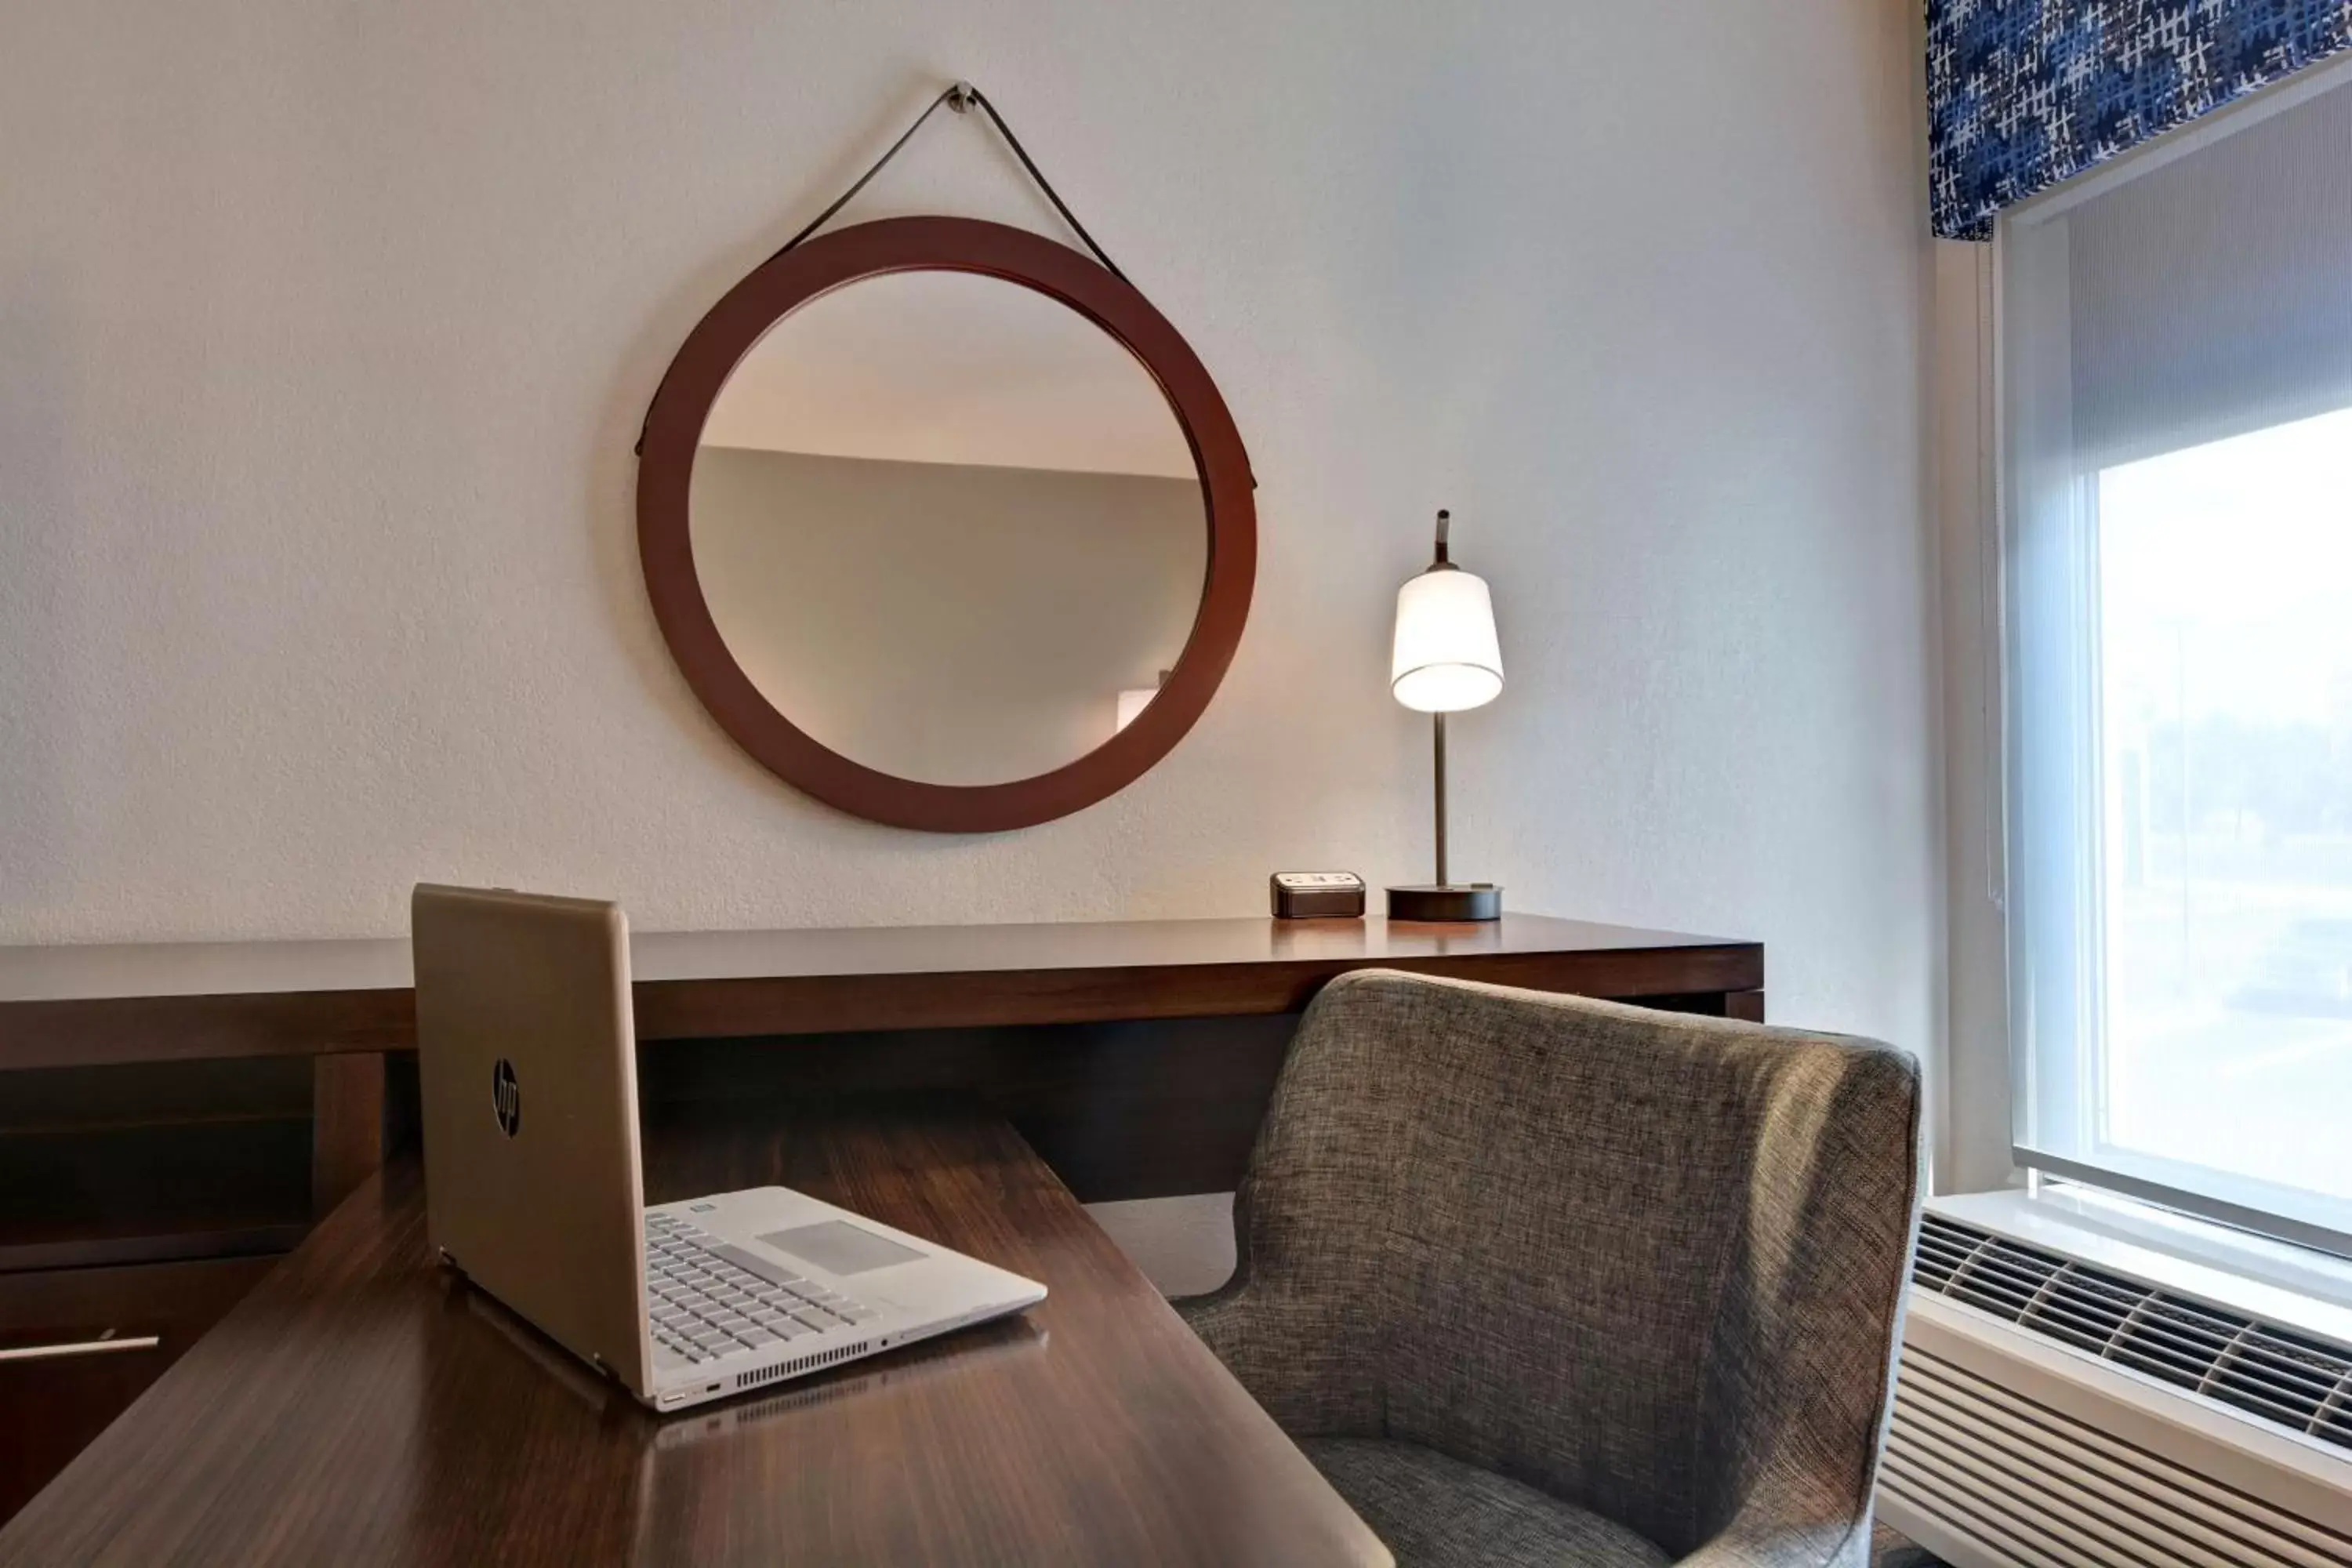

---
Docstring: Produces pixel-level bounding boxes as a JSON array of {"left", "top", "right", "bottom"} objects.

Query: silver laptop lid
[{"left": 412, "top": 884, "right": 652, "bottom": 1395}]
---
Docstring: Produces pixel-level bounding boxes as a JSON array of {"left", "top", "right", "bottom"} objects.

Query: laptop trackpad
[{"left": 758, "top": 1220, "right": 925, "bottom": 1276}]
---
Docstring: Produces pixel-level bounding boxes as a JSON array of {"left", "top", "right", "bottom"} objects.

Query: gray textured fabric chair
[{"left": 1180, "top": 970, "right": 1921, "bottom": 1568}]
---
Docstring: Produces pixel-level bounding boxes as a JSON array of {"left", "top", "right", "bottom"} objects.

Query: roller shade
[{"left": 2062, "top": 70, "right": 2352, "bottom": 466}]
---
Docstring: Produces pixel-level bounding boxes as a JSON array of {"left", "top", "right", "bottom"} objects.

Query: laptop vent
[
  {"left": 737, "top": 1341, "right": 871, "bottom": 1391},
  {"left": 1913, "top": 1213, "right": 2352, "bottom": 1452}
]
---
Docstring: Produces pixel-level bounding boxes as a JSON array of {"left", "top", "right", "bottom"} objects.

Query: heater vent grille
[
  {"left": 1913, "top": 1214, "right": 2352, "bottom": 1452},
  {"left": 736, "top": 1341, "right": 871, "bottom": 1391},
  {"left": 1883, "top": 1345, "right": 2352, "bottom": 1567}
]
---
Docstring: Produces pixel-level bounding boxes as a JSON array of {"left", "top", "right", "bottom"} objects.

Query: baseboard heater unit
[{"left": 1877, "top": 1209, "right": 2352, "bottom": 1567}]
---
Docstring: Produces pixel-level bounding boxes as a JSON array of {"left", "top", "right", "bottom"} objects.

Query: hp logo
[{"left": 491, "top": 1058, "right": 521, "bottom": 1138}]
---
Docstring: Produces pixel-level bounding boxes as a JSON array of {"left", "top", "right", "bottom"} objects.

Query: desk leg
[
  {"left": 1724, "top": 989, "right": 1766, "bottom": 1024},
  {"left": 313, "top": 1052, "right": 386, "bottom": 1218}
]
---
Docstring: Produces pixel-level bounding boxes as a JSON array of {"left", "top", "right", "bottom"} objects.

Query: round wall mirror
[{"left": 637, "top": 218, "right": 1254, "bottom": 833}]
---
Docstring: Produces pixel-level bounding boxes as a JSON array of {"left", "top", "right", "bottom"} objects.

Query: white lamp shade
[{"left": 1391, "top": 568, "right": 1503, "bottom": 713}]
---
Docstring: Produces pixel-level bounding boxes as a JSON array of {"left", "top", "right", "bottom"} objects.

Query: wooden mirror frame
[{"left": 637, "top": 216, "right": 1256, "bottom": 833}]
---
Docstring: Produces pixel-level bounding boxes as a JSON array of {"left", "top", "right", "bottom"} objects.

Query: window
[{"left": 2002, "top": 59, "right": 2352, "bottom": 1256}]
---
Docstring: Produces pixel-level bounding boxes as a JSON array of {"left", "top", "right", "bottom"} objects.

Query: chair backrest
[{"left": 1227, "top": 970, "right": 1920, "bottom": 1558}]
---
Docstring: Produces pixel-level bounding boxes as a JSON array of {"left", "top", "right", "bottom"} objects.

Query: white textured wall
[{"left": 0, "top": 1, "right": 1939, "bottom": 1089}]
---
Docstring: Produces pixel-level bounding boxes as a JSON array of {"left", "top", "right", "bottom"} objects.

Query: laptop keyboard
[{"left": 644, "top": 1211, "right": 879, "bottom": 1367}]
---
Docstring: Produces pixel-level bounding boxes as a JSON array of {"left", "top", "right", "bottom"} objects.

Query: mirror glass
[{"left": 688, "top": 270, "right": 1207, "bottom": 788}]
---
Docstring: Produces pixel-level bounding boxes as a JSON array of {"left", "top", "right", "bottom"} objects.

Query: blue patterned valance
[{"left": 1929, "top": 0, "right": 2352, "bottom": 238}]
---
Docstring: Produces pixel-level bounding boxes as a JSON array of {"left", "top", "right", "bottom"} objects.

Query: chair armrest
[
  {"left": 1172, "top": 1289, "right": 1238, "bottom": 1352},
  {"left": 1674, "top": 1472, "right": 1871, "bottom": 1568},
  {"left": 1680, "top": 1040, "right": 1918, "bottom": 1568},
  {"left": 1175, "top": 1286, "right": 1385, "bottom": 1436},
  {"left": 1174, "top": 1285, "right": 1291, "bottom": 1403}
]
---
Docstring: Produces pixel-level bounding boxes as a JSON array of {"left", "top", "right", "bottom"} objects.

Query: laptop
[{"left": 411, "top": 884, "right": 1047, "bottom": 1414}]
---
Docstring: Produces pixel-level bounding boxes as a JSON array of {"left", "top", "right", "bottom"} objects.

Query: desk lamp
[{"left": 1386, "top": 510, "right": 1504, "bottom": 921}]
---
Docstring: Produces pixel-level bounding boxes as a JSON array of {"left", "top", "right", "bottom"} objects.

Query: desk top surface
[
  {"left": 0, "top": 1106, "right": 1389, "bottom": 1567},
  {"left": 0, "top": 912, "right": 1746, "bottom": 1004}
]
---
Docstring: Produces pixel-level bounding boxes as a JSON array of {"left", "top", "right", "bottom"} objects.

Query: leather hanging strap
[
  {"left": 633, "top": 84, "right": 1132, "bottom": 458},
  {"left": 775, "top": 82, "right": 1127, "bottom": 281}
]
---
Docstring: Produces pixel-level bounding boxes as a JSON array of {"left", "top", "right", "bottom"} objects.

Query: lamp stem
[{"left": 1433, "top": 710, "right": 1448, "bottom": 887}]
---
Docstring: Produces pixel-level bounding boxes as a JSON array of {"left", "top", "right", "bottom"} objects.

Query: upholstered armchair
[{"left": 1181, "top": 970, "right": 1922, "bottom": 1568}]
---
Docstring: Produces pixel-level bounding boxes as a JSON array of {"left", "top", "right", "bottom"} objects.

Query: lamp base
[{"left": 1385, "top": 883, "right": 1503, "bottom": 922}]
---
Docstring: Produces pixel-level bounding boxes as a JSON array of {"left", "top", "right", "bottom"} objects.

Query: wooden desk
[
  {"left": 0, "top": 914, "right": 1759, "bottom": 1517},
  {"left": 0, "top": 913, "right": 1763, "bottom": 1069},
  {"left": 0, "top": 1106, "right": 1391, "bottom": 1566},
  {"left": 0, "top": 913, "right": 1762, "bottom": 1228}
]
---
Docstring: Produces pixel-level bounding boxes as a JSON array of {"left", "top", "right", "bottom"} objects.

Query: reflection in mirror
[{"left": 688, "top": 270, "right": 1206, "bottom": 789}]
